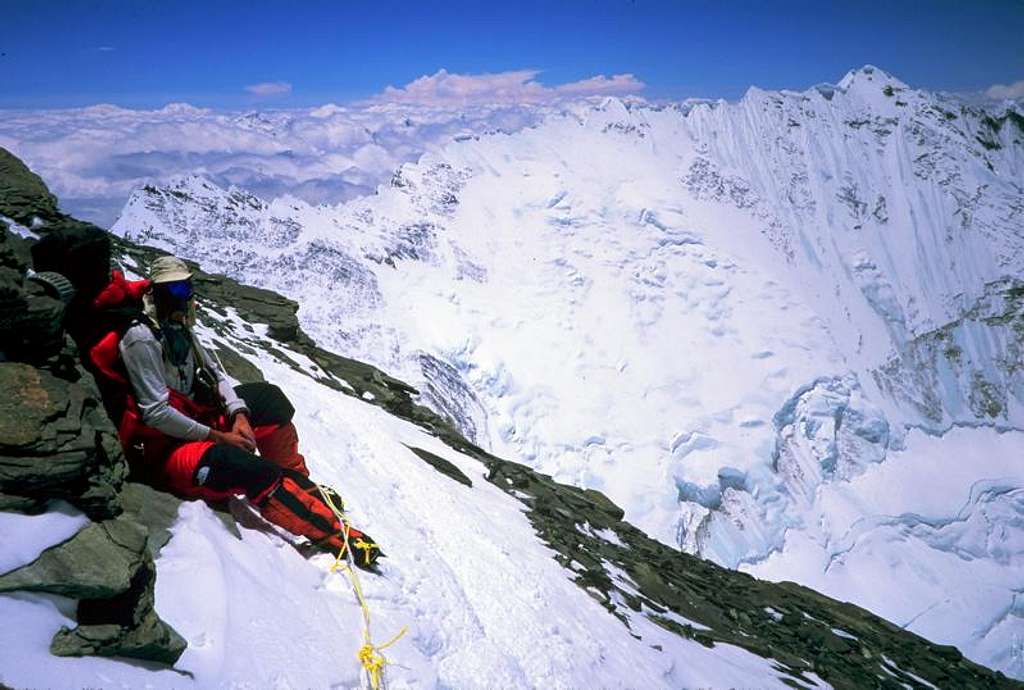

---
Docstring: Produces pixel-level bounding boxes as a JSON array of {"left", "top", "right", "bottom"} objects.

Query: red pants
[
  {"left": 120, "top": 383, "right": 380, "bottom": 563},
  {"left": 154, "top": 421, "right": 308, "bottom": 502}
]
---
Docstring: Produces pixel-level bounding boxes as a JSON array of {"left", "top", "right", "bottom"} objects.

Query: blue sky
[{"left": 2, "top": 0, "right": 1023, "bottom": 108}]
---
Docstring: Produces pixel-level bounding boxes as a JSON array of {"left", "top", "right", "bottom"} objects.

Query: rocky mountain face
[
  {"left": 0, "top": 149, "right": 184, "bottom": 664},
  {"left": 109, "top": 68, "right": 1024, "bottom": 675},
  {"left": 3, "top": 149, "right": 1022, "bottom": 687}
]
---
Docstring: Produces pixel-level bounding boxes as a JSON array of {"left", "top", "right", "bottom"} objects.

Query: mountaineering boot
[
  {"left": 339, "top": 524, "right": 382, "bottom": 571},
  {"left": 258, "top": 475, "right": 381, "bottom": 569},
  {"left": 308, "top": 520, "right": 382, "bottom": 570},
  {"left": 258, "top": 475, "right": 342, "bottom": 543}
]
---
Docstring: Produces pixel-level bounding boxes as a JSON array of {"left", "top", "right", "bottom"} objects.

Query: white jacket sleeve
[{"left": 119, "top": 325, "right": 211, "bottom": 441}]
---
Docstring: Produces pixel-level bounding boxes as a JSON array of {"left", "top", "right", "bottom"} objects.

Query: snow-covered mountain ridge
[{"left": 111, "top": 66, "right": 1024, "bottom": 677}]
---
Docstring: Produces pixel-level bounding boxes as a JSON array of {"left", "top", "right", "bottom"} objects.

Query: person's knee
[
  {"left": 253, "top": 421, "right": 308, "bottom": 476},
  {"left": 235, "top": 382, "right": 295, "bottom": 427},
  {"left": 195, "top": 443, "right": 281, "bottom": 500}
]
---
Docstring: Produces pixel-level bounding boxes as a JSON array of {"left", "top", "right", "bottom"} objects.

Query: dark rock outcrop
[
  {"left": 0, "top": 362, "right": 127, "bottom": 518},
  {"left": 0, "top": 148, "right": 60, "bottom": 225},
  {"left": 0, "top": 517, "right": 186, "bottom": 664},
  {"left": 0, "top": 224, "right": 66, "bottom": 364},
  {"left": 0, "top": 147, "right": 185, "bottom": 668},
  {"left": 405, "top": 445, "right": 473, "bottom": 487},
  {"left": 0, "top": 217, "right": 125, "bottom": 519},
  {"left": 0, "top": 519, "right": 149, "bottom": 599},
  {"left": 119, "top": 482, "right": 183, "bottom": 559}
]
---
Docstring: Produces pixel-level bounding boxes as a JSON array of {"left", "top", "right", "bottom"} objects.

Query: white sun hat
[{"left": 149, "top": 255, "right": 193, "bottom": 284}]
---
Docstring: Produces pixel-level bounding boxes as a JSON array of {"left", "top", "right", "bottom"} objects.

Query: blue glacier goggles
[{"left": 162, "top": 279, "right": 194, "bottom": 301}]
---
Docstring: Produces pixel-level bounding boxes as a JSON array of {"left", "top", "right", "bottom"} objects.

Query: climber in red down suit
[
  {"left": 33, "top": 228, "right": 381, "bottom": 569},
  {"left": 123, "top": 256, "right": 379, "bottom": 568}
]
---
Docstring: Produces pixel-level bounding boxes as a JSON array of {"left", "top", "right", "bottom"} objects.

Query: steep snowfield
[
  {"left": 0, "top": 325, "right": 795, "bottom": 690},
  {"left": 111, "top": 66, "right": 1024, "bottom": 676}
]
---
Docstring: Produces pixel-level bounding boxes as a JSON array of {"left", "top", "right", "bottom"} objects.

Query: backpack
[
  {"left": 30, "top": 224, "right": 114, "bottom": 306},
  {"left": 32, "top": 226, "right": 146, "bottom": 416}
]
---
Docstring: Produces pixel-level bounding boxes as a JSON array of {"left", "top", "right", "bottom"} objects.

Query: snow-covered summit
[
  {"left": 157, "top": 102, "right": 210, "bottom": 117},
  {"left": 836, "top": 64, "right": 910, "bottom": 92},
  {"left": 111, "top": 68, "right": 1024, "bottom": 678}
]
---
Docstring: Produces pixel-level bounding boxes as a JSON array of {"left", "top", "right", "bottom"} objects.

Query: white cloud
[
  {"left": 245, "top": 81, "right": 293, "bottom": 97},
  {"left": 97, "top": 46, "right": 116, "bottom": 52},
  {"left": 553, "top": 73, "right": 645, "bottom": 96},
  {"left": 0, "top": 69, "right": 645, "bottom": 228},
  {"left": 985, "top": 79, "right": 1024, "bottom": 100},
  {"left": 0, "top": 99, "right": 555, "bottom": 227},
  {"left": 375, "top": 69, "right": 644, "bottom": 106}
]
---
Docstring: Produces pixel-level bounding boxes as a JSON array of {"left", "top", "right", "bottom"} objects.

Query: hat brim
[{"left": 152, "top": 269, "right": 193, "bottom": 283}]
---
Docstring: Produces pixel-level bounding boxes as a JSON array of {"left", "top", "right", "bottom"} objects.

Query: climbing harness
[{"left": 317, "top": 485, "right": 407, "bottom": 690}]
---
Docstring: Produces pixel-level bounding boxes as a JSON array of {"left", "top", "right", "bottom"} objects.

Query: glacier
[{"left": 108, "top": 65, "right": 1024, "bottom": 677}]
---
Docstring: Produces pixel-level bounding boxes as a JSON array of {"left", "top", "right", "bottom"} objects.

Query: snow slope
[
  {"left": 110, "top": 66, "right": 1024, "bottom": 677},
  {"left": 0, "top": 305, "right": 809, "bottom": 690}
]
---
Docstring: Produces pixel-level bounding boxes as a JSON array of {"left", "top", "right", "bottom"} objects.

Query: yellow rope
[{"left": 318, "top": 485, "right": 408, "bottom": 690}]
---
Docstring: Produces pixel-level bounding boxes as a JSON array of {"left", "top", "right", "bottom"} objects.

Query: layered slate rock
[
  {"left": 0, "top": 362, "right": 127, "bottom": 518},
  {"left": 0, "top": 517, "right": 185, "bottom": 664},
  {"left": 0, "top": 147, "right": 60, "bottom": 225},
  {"left": 0, "top": 222, "right": 125, "bottom": 519},
  {"left": 118, "top": 482, "right": 183, "bottom": 559},
  {"left": 405, "top": 445, "right": 473, "bottom": 487},
  {"left": 0, "top": 233, "right": 185, "bottom": 666},
  {"left": 0, "top": 151, "right": 186, "bottom": 668},
  {"left": 0, "top": 223, "right": 66, "bottom": 366}
]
